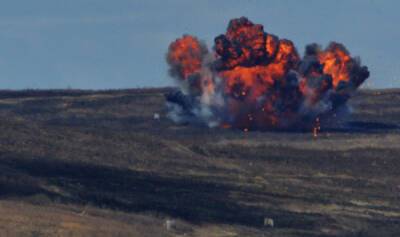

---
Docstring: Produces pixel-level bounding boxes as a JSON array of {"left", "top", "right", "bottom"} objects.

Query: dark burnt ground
[{"left": 0, "top": 88, "right": 399, "bottom": 237}]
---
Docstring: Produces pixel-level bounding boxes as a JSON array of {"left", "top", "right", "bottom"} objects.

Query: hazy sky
[{"left": 0, "top": 0, "right": 399, "bottom": 89}]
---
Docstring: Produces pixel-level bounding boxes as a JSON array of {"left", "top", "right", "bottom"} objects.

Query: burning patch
[{"left": 165, "top": 17, "right": 369, "bottom": 130}]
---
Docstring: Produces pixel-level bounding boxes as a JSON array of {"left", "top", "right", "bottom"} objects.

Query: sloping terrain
[{"left": 0, "top": 88, "right": 399, "bottom": 237}]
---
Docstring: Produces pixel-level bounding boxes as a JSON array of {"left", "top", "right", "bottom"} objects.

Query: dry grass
[{"left": 0, "top": 88, "right": 399, "bottom": 236}]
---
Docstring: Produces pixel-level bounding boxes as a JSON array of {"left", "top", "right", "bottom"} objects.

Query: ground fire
[{"left": 165, "top": 17, "right": 369, "bottom": 130}]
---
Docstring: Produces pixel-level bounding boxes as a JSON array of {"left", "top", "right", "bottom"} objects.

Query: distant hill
[{"left": 0, "top": 88, "right": 399, "bottom": 237}]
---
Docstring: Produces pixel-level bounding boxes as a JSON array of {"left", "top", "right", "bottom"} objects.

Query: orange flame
[
  {"left": 318, "top": 43, "right": 352, "bottom": 88},
  {"left": 167, "top": 35, "right": 205, "bottom": 80}
]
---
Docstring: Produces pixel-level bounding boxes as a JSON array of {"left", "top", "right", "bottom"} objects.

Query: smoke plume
[{"left": 165, "top": 17, "right": 369, "bottom": 130}]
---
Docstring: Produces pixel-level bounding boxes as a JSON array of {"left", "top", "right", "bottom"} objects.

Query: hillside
[{"left": 0, "top": 88, "right": 399, "bottom": 237}]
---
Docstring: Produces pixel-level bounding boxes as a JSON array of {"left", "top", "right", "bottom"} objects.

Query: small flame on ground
[
  {"left": 313, "top": 117, "right": 321, "bottom": 138},
  {"left": 222, "top": 123, "right": 231, "bottom": 129}
]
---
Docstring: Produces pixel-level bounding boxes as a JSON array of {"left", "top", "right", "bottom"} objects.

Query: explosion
[{"left": 166, "top": 17, "right": 369, "bottom": 130}]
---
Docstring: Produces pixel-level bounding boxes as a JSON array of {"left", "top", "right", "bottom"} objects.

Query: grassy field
[{"left": 0, "top": 88, "right": 399, "bottom": 236}]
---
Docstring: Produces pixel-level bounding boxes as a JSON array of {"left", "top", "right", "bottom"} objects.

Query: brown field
[{"left": 0, "top": 88, "right": 399, "bottom": 236}]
